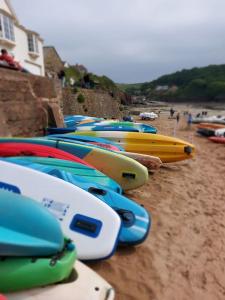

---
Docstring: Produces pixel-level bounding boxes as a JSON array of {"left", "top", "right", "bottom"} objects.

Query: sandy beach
[{"left": 88, "top": 104, "right": 225, "bottom": 300}]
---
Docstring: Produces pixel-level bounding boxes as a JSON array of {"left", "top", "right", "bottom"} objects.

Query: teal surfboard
[{"left": 0, "top": 189, "right": 64, "bottom": 257}]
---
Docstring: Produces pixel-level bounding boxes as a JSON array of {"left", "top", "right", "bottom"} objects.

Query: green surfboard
[{"left": 0, "top": 239, "right": 76, "bottom": 293}]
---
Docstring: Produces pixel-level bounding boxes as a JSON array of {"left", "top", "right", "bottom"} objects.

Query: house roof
[
  {"left": 1, "top": 0, "right": 44, "bottom": 42},
  {"left": 4, "top": 0, "right": 19, "bottom": 22},
  {"left": 44, "top": 46, "right": 64, "bottom": 64}
]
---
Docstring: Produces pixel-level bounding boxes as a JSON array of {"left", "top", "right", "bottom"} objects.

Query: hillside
[
  {"left": 119, "top": 64, "right": 225, "bottom": 102},
  {"left": 65, "top": 65, "right": 119, "bottom": 92}
]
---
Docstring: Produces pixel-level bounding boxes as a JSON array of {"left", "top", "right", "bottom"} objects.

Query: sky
[{"left": 11, "top": 0, "right": 225, "bottom": 83}]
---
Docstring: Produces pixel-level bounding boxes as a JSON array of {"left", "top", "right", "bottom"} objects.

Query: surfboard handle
[
  {"left": 105, "top": 287, "right": 116, "bottom": 300},
  {"left": 114, "top": 208, "right": 135, "bottom": 227},
  {"left": 122, "top": 172, "right": 136, "bottom": 179},
  {"left": 88, "top": 187, "right": 107, "bottom": 196},
  {"left": 184, "top": 146, "right": 192, "bottom": 155}
]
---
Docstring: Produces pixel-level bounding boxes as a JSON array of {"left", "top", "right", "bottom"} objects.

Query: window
[
  {"left": 27, "top": 33, "right": 39, "bottom": 54},
  {"left": 0, "top": 13, "right": 15, "bottom": 41}
]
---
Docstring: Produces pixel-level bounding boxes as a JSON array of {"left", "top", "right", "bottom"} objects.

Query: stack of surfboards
[
  {"left": 0, "top": 115, "right": 197, "bottom": 297},
  {"left": 196, "top": 123, "right": 225, "bottom": 143},
  {"left": 0, "top": 138, "right": 149, "bottom": 191},
  {"left": 0, "top": 161, "right": 119, "bottom": 298},
  {"left": 47, "top": 120, "right": 157, "bottom": 135},
  {"left": 0, "top": 189, "right": 76, "bottom": 293}
]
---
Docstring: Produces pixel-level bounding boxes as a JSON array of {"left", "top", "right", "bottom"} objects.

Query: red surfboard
[
  {"left": 0, "top": 143, "right": 92, "bottom": 166},
  {"left": 209, "top": 137, "right": 225, "bottom": 144}
]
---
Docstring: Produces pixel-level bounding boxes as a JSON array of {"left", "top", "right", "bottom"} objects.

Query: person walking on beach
[
  {"left": 170, "top": 108, "right": 175, "bottom": 118},
  {"left": 176, "top": 113, "right": 180, "bottom": 124},
  {"left": 187, "top": 113, "right": 193, "bottom": 129}
]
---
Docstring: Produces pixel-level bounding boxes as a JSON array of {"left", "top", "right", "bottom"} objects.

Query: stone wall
[
  {"left": 0, "top": 67, "right": 64, "bottom": 137},
  {"left": 62, "top": 88, "right": 122, "bottom": 119},
  {"left": 0, "top": 68, "right": 124, "bottom": 138}
]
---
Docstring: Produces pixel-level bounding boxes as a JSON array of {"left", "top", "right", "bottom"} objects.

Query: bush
[
  {"left": 77, "top": 93, "right": 85, "bottom": 103},
  {"left": 71, "top": 87, "right": 79, "bottom": 94}
]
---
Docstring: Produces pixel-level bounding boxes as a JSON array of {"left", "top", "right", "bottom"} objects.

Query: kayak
[
  {"left": 208, "top": 137, "right": 225, "bottom": 144},
  {"left": 73, "top": 131, "right": 196, "bottom": 163},
  {"left": 0, "top": 143, "right": 91, "bottom": 167},
  {"left": 6, "top": 260, "right": 115, "bottom": 300},
  {"left": 0, "top": 189, "right": 63, "bottom": 257},
  {"left": 0, "top": 239, "right": 76, "bottom": 293}
]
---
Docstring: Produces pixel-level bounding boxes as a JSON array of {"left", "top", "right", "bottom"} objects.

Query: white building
[{"left": 0, "top": 0, "right": 45, "bottom": 75}]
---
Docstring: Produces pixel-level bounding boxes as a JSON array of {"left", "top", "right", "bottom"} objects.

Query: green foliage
[
  {"left": 90, "top": 74, "right": 118, "bottom": 91},
  {"left": 65, "top": 67, "right": 81, "bottom": 81},
  {"left": 207, "top": 81, "right": 225, "bottom": 98},
  {"left": 117, "top": 83, "right": 144, "bottom": 95},
  {"left": 120, "top": 64, "right": 225, "bottom": 101},
  {"left": 77, "top": 93, "right": 85, "bottom": 103}
]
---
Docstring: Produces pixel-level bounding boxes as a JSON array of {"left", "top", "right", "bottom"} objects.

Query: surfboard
[
  {"left": 3, "top": 156, "right": 122, "bottom": 194},
  {"left": 196, "top": 128, "right": 215, "bottom": 137},
  {"left": 0, "top": 239, "right": 76, "bottom": 293},
  {"left": 6, "top": 260, "right": 115, "bottom": 300},
  {"left": 4, "top": 158, "right": 151, "bottom": 245},
  {"left": 0, "top": 189, "right": 64, "bottom": 257},
  {"left": 0, "top": 138, "right": 149, "bottom": 191},
  {"left": 208, "top": 136, "right": 225, "bottom": 144},
  {"left": 197, "top": 123, "right": 225, "bottom": 130},
  {"left": 0, "top": 143, "right": 91, "bottom": 167},
  {"left": 47, "top": 135, "right": 162, "bottom": 170},
  {"left": 47, "top": 134, "right": 124, "bottom": 151},
  {"left": 120, "top": 152, "right": 162, "bottom": 170},
  {"left": 73, "top": 131, "right": 196, "bottom": 163},
  {"left": 215, "top": 128, "right": 225, "bottom": 137},
  {"left": 76, "top": 121, "right": 157, "bottom": 133},
  {"left": 0, "top": 161, "right": 121, "bottom": 260},
  {"left": 46, "top": 136, "right": 120, "bottom": 151}
]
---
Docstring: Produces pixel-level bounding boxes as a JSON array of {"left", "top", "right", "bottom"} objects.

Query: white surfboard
[
  {"left": 215, "top": 128, "right": 225, "bottom": 137},
  {"left": 7, "top": 260, "right": 115, "bottom": 300},
  {"left": 0, "top": 161, "right": 121, "bottom": 260}
]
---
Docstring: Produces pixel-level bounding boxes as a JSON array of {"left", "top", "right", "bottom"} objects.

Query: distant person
[
  {"left": 0, "top": 49, "right": 29, "bottom": 73},
  {"left": 58, "top": 70, "right": 66, "bottom": 88},
  {"left": 187, "top": 113, "right": 193, "bottom": 129},
  {"left": 0, "top": 48, "right": 16, "bottom": 67},
  {"left": 176, "top": 113, "right": 180, "bottom": 123},
  {"left": 83, "top": 73, "right": 91, "bottom": 89},
  {"left": 170, "top": 108, "right": 175, "bottom": 118}
]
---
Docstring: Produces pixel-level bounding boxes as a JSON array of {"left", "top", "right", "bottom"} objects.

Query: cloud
[{"left": 11, "top": 0, "right": 225, "bottom": 83}]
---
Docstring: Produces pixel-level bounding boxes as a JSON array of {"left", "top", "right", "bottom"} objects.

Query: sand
[{"left": 88, "top": 105, "right": 225, "bottom": 300}]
